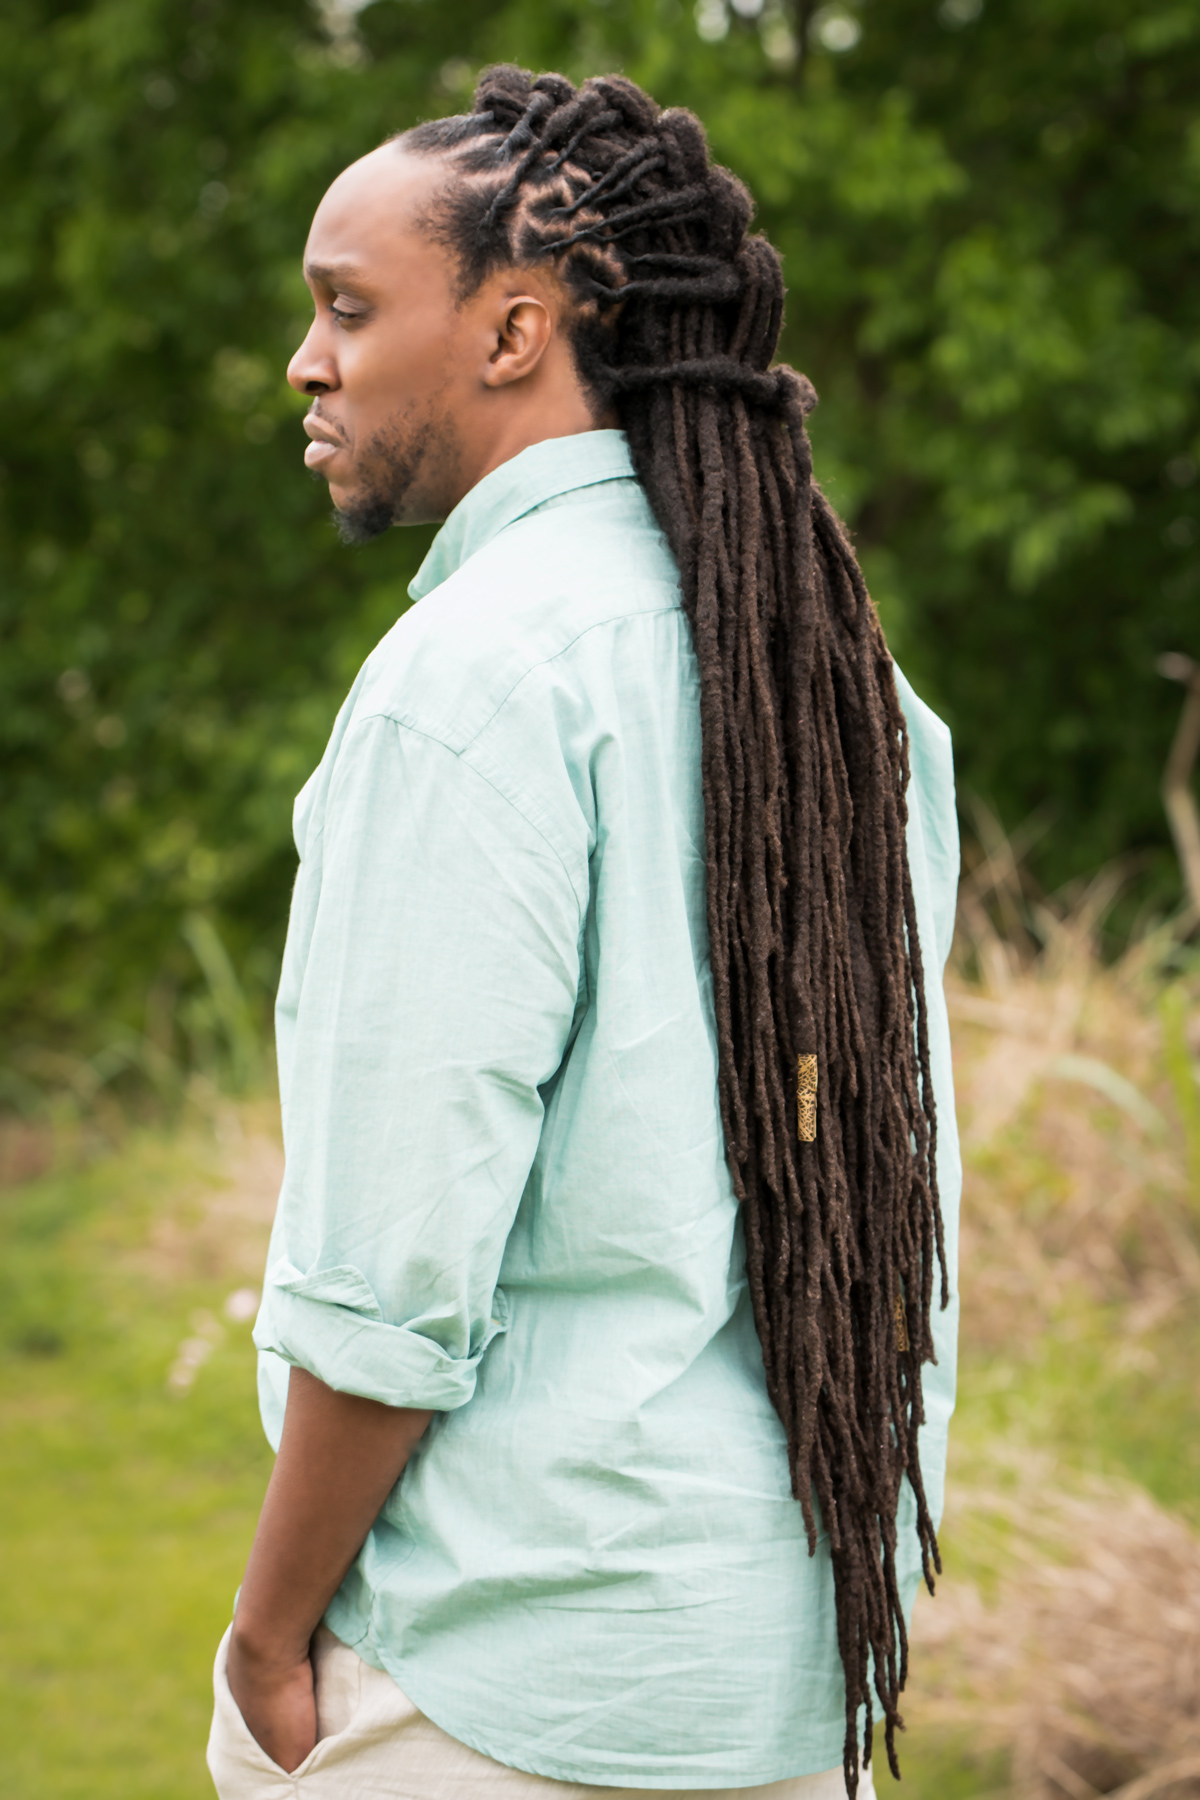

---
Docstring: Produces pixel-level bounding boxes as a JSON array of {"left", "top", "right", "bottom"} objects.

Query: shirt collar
[{"left": 409, "top": 429, "right": 636, "bottom": 601}]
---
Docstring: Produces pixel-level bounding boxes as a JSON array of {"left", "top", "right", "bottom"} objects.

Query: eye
[{"left": 330, "top": 305, "right": 360, "bottom": 327}]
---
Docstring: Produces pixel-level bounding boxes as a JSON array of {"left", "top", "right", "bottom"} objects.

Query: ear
[{"left": 481, "top": 294, "right": 554, "bottom": 389}]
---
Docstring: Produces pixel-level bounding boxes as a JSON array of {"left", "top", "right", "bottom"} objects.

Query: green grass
[
  {"left": 0, "top": 1128, "right": 272, "bottom": 1799},
  {"left": 953, "top": 1312, "right": 1200, "bottom": 1525},
  {"left": 874, "top": 1735, "right": 1009, "bottom": 1799},
  {"left": 2, "top": 1108, "right": 1197, "bottom": 1799}
]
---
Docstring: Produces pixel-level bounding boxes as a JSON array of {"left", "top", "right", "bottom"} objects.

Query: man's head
[{"left": 286, "top": 143, "right": 607, "bottom": 539}]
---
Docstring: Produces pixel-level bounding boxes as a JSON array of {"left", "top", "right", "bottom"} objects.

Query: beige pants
[{"left": 207, "top": 1625, "right": 872, "bottom": 1800}]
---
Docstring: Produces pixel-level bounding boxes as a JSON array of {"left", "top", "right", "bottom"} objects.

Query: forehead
[{"left": 304, "top": 146, "right": 451, "bottom": 280}]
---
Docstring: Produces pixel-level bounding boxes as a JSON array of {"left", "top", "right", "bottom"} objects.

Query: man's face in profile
[{"left": 286, "top": 148, "right": 467, "bottom": 539}]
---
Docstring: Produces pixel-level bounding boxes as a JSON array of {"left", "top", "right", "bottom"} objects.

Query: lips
[
  {"left": 304, "top": 438, "right": 342, "bottom": 471},
  {"left": 303, "top": 413, "right": 348, "bottom": 471}
]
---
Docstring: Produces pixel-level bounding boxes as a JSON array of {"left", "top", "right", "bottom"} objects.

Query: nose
[{"left": 287, "top": 320, "right": 339, "bottom": 396}]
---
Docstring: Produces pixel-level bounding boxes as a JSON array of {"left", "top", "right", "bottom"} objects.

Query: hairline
[{"left": 383, "top": 130, "right": 582, "bottom": 315}]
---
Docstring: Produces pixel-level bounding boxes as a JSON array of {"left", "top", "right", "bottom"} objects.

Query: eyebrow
[{"left": 304, "top": 261, "right": 372, "bottom": 289}]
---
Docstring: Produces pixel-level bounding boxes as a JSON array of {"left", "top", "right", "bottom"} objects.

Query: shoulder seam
[
  {"left": 368, "top": 603, "right": 686, "bottom": 756},
  {"left": 459, "top": 604, "right": 685, "bottom": 755}
]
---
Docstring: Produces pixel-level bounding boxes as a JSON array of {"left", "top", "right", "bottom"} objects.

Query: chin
[{"left": 332, "top": 488, "right": 397, "bottom": 546}]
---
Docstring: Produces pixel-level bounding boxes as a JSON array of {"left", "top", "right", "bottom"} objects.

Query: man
[{"left": 207, "top": 66, "right": 960, "bottom": 1800}]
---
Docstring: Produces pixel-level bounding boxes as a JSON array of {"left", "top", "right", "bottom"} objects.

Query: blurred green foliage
[{"left": 3, "top": 0, "right": 1199, "bottom": 1088}]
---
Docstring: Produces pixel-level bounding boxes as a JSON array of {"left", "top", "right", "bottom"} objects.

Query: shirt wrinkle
[{"left": 343, "top": 710, "right": 588, "bottom": 929}]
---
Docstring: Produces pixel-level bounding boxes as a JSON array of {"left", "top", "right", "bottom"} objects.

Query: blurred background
[{"left": 2, "top": 1, "right": 1198, "bottom": 1796}]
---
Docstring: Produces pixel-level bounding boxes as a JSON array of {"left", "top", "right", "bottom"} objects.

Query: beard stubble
[{"left": 331, "top": 398, "right": 458, "bottom": 545}]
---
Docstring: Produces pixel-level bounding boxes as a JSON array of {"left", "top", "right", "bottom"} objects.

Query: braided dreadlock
[{"left": 398, "top": 67, "right": 948, "bottom": 1794}]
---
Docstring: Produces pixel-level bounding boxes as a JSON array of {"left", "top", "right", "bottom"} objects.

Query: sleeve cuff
[{"left": 252, "top": 1260, "right": 509, "bottom": 1411}]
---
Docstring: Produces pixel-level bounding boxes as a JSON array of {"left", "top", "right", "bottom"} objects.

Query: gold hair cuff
[
  {"left": 796, "top": 1054, "right": 817, "bottom": 1142},
  {"left": 894, "top": 1291, "right": 910, "bottom": 1354}
]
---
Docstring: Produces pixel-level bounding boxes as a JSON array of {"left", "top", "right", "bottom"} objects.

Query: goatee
[{"left": 333, "top": 492, "right": 396, "bottom": 545}]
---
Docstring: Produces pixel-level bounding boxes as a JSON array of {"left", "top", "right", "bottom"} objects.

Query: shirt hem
[{"left": 349, "top": 1635, "right": 851, "bottom": 1790}]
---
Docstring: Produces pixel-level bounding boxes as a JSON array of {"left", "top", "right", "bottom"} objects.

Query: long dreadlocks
[{"left": 398, "top": 67, "right": 948, "bottom": 1795}]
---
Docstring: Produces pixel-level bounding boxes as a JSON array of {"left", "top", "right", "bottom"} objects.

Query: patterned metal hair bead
[
  {"left": 894, "top": 1290, "right": 910, "bottom": 1355},
  {"left": 796, "top": 1054, "right": 817, "bottom": 1142}
]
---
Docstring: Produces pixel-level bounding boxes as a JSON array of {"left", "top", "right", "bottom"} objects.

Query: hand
[
  {"left": 227, "top": 1624, "right": 318, "bottom": 1774},
  {"left": 223, "top": 1373, "right": 431, "bottom": 1774}
]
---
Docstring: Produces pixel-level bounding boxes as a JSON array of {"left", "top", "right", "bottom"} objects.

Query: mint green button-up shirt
[{"left": 254, "top": 430, "right": 961, "bottom": 1789}]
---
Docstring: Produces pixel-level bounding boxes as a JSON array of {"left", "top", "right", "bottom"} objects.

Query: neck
[{"left": 459, "top": 400, "right": 618, "bottom": 507}]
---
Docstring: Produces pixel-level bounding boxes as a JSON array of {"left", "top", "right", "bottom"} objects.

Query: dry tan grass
[
  {"left": 128, "top": 1096, "right": 282, "bottom": 1288},
  {"left": 920, "top": 825, "right": 1200, "bottom": 1798},
  {"left": 911, "top": 1464, "right": 1200, "bottom": 1800},
  {"left": 950, "top": 837, "right": 1200, "bottom": 1354},
  {"left": 0, "top": 1118, "right": 55, "bottom": 1186}
]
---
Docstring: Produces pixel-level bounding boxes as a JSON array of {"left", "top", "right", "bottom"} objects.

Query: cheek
[
  {"left": 335, "top": 354, "right": 391, "bottom": 436},
  {"left": 354, "top": 317, "right": 464, "bottom": 416}
]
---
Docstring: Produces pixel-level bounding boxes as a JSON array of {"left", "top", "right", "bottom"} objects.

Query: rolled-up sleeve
[{"left": 254, "top": 712, "right": 584, "bottom": 1414}]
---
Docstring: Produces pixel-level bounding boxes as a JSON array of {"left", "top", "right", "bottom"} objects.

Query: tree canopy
[{"left": 3, "top": 0, "right": 1198, "bottom": 1088}]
